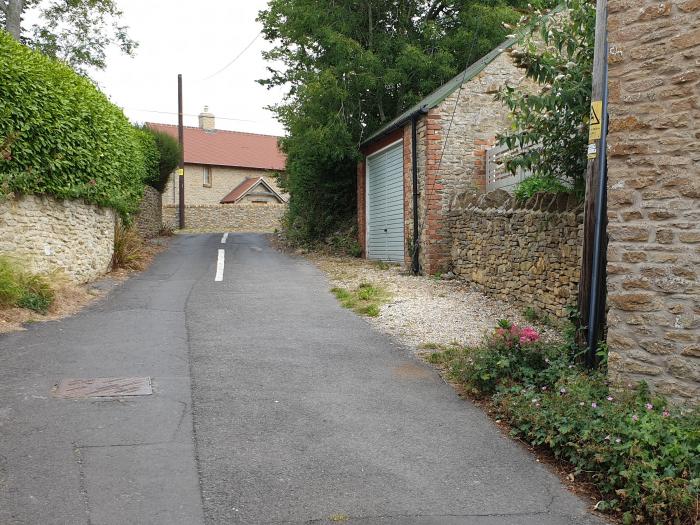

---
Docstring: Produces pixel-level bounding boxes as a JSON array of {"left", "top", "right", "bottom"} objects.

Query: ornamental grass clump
[
  {"left": 428, "top": 321, "right": 700, "bottom": 524},
  {"left": 0, "top": 256, "right": 54, "bottom": 313}
]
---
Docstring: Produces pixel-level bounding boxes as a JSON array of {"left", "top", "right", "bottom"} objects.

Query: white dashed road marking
[
  {"left": 221, "top": 233, "right": 228, "bottom": 244},
  {"left": 215, "top": 249, "right": 225, "bottom": 282}
]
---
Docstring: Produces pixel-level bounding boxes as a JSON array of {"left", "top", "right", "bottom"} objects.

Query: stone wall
[
  {"left": 606, "top": 0, "right": 699, "bottom": 402},
  {"left": 449, "top": 191, "right": 583, "bottom": 320},
  {"left": 163, "top": 204, "right": 285, "bottom": 232},
  {"left": 135, "top": 186, "right": 162, "bottom": 239},
  {"left": 0, "top": 195, "right": 115, "bottom": 283}
]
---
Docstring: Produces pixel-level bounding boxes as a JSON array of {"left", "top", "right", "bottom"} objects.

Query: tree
[
  {"left": 495, "top": 0, "right": 595, "bottom": 199},
  {"left": 258, "top": 0, "right": 541, "bottom": 243},
  {"left": 0, "top": 0, "right": 136, "bottom": 74}
]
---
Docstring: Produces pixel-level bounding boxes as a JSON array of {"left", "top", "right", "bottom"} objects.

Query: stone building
[
  {"left": 605, "top": 0, "right": 700, "bottom": 402},
  {"left": 357, "top": 37, "right": 532, "bottom": 273},
  {"left": 149, "top": 108, "right": 287, "bottom": 232}
]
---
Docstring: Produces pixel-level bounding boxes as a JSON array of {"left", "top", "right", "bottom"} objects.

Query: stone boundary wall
[
  {"left": 135, "top": 186, "right": 162, "bottom": 239},
  {"left": 0, "top": 195, "right": 115, "bottom": 283},
  {"left": 163, "top": 204, "right": 285, "bottom": 232},
  {"left": 449, "top": 190, "right": 583, "bottom": 319},
  {"left": 606, "top": 0, "right": 699, "bottom": 403}
]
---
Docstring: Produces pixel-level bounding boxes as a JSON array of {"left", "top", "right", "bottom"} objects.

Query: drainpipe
[
  {"left": 411, "top": 113, "right": 421, "bottom": 275},
  {"left": 586, "top": 12, "right": 610, "bottom": 368}
]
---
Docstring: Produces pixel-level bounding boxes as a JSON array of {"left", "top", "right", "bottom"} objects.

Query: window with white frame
[{"left": 203, "top": 166, "right": 212, "bottom": 187}]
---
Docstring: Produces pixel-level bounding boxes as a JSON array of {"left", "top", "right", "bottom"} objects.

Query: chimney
[{"left": 198, "top": 105, "right": 215, "bottom": 131}]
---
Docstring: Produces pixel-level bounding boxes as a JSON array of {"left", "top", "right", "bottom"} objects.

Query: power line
[
  {"left": 200, "top": 32, "right": 261, "bottom": 81},
  {"left": 127, "top": 108, "right": 258, "bottom": 123}
]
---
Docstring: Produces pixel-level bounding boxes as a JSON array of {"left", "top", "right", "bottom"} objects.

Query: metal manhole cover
[{"left": 53, "top": 377, "right": 152, "bottom": 399}]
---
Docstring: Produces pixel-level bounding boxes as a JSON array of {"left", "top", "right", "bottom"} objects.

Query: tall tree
[
  {"left": 258, "top": 0, "right": 539, "bottom": 244},
  {"left": 0, "top": 0, "right": 136, "bottom": 74}
]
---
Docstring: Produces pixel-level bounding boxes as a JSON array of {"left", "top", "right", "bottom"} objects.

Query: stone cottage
[
  {"left": 357, "top": 37, "right": 532, "bottom": 274},
  {"left": 149, "top": 108, "right": 287, "bottom": 232}
]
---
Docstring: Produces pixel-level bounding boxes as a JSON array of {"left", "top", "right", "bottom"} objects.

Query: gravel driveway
[{"left": 311, "top": 255, "right": 555, "bottom": 350}]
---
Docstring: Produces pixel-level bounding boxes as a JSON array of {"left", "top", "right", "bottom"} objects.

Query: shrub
[
  {"left": 142, "top": 126, "right": 182, "bottom": 193},
  {"left": 513, "top": 174, "right": 578, "bottom": 202},
  {"left": 0, "top": 256, "right": 54, "bottom": 313},
  {"left": 112, "top": 225, "right": 145, "bottom": 270},
  {"left": 0, "top": 30, "right": 148, "bottom": 218},
  {"left": 429, "top": 322, "right": 700, "bottom": 524}
]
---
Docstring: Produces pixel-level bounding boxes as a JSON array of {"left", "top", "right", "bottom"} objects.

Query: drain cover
[{"left": 53, "top": 377, "right": 152, "bottom": 399}]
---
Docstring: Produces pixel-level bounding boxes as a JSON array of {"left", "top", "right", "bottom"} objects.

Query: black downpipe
[
  {"left": 585, "top": 32, "right": 610, "bottom": 368},
  {"left": 411, "top": 113, "right": 420, "bottom": 275}
]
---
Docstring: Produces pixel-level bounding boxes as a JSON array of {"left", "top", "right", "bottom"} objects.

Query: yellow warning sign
[
  {"left": 588, "top": 100, "right": 602, "bottom": 141},
  {"left": 177, "top": 168, "right": 184, "bottom": 177}
]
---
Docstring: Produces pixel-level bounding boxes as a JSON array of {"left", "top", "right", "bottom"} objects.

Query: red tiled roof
[
  {"left": 220, "top": 177, "right": 286, "bottom": 204},
  {"left": 147, "top": 123, "right": 286, "bottom": 171}
]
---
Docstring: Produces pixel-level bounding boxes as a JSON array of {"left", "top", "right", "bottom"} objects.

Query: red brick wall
[
  {"left": 423, "top": 109, "right": 447, "bottom": 274},
  {"left": 473, "top": 137, "right": 498, "bottom": 191}
]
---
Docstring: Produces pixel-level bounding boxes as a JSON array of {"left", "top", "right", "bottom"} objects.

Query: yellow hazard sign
[
  {"left": 177, "top": 168, "right": 184, "bottom": 177},
  {"left": 588, "top": 100, "right": 602, "bottom": 141}
]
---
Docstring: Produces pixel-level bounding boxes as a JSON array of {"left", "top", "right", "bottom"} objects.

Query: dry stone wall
[
  {"left": 135, "top": 186, "right": 162, "bottom": 239},
  {"left": 163, "top": 204, "right": 285, "bottom": 232},
  {"left": 0, "top": 195, "right": 115, "bottom": 282},
  {"left": 449, "top": 191, "right": 583, "bottom": 320},
  {"left": 606, "top": 0, "right": 700, "bottom": 402}
]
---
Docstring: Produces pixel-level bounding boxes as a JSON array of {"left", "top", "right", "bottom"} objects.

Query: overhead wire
[{"left": 199, "top": 32, "right": 262, "bottom": 81}]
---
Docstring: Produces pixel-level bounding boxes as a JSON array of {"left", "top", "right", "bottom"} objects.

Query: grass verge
[
  {"left": 331, "top": 282, "right": 389, "bottom": 317},
  {"left": 112, "top": 224, "right": 146, "bottom": 270},
  {"left": 426, "top": 321, "right": 699, "bottom": 525},
  {"left": 0, "top": 256, "right": 54, "bottom": 314}
]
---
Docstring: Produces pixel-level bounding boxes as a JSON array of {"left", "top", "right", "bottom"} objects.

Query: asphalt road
[{"left": 0, "top": 233, "right": 606, "bottom": 525}]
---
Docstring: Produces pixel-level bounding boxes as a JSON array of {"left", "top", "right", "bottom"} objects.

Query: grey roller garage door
[{"left": 366, "top": 141, "right": 404, "bottom": 262}]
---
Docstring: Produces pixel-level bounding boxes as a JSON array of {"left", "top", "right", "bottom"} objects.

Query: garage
[{"left": 365, "top": 141, "right": 404, "bottom": 262}]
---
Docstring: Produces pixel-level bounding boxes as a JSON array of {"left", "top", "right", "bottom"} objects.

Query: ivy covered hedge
[{"left": 0, "top": 30, "right": 152, "bottom": 218}]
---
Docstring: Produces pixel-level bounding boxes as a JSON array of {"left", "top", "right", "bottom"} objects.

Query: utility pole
[
  {"left": 177, "top": 74, "right": 185, "bottom": 230},
  {"left": 579, "top": 0, "right": 609, "bottom": 368}
]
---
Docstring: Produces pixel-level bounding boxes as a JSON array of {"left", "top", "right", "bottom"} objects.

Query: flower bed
[{"left": 428, "top": 321, "right": 700, "bottom": 524}]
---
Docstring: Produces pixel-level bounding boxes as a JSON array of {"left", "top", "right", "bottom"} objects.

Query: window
[
  {"left": 252, "top": 200, "right": 268, "bottom": 205},
  {"left": 203, "top": 167, "right": 212, "bottom": 187}
]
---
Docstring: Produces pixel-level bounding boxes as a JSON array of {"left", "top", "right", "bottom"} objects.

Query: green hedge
[{"left": 0, "top": 30, "right": 151, "bottom": 218}]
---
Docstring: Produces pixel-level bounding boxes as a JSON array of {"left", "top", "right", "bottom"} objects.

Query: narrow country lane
[{"left": 0, "top": 234, "right": 606, "bottom": 525}]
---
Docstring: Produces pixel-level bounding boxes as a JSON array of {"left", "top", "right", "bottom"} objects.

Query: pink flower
[
  {"left": 645, "top": 403, "right": 653, "bottom": 411},
  {"left": 632, "top": 414, "right": 639, "bottom": 422},
  {"left": 519, "top": 327, "right": 540, "bottom": 344},
  {"left": 591, "top": 402, "right": 598, "bottom": 409},
  {"left": 541, "top": 386, "right": 547, "bottom": 391},
  {"left": 662, "top": 410, "right": 670, "bottom": 418},
  {"left": 535, "top": 403, "right": 541, "bottom": 408},
  {"left": 607, "top": 396, "right": 614, "bottom": 401}
]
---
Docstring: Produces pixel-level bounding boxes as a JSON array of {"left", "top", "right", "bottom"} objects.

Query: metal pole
[
  {"left": 178, "top": 74, "right": 185, "bottom": 230},
  {"left": 584, "top": 0, "right": 609, "bottom": 368}
]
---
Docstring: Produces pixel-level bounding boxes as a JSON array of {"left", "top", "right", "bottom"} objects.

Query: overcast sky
[{"left": 91, "top": 0, "right": 286, "bottom": 136}]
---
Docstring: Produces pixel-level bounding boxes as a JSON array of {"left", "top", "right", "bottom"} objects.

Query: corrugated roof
[
  {"left": 147, "top": 123, "right": 286, "bottom": 171},
  {"left": 362, "top": 34, "right": 519, "bottom": 146}
]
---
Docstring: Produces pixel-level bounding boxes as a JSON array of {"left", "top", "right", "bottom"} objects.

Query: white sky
[{"left": 91, "top": 0, "right": 286, "bottom": 136}]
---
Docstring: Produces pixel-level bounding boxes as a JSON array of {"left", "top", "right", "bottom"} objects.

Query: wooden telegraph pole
[
  {"left": 178, "top": 74, "right": 185, "bottom": 230},
  {"left": 579, "top": 0, "right": 609, "bottom": 368}
]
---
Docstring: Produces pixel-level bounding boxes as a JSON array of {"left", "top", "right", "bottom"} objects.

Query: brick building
[
  {"left": 605, "top": 0, "right": 700, "bottom": 402},
  {"left": 149, "top": 108, "right": 287, "bottom": 232},
  {"left": 357, "top": 38, "right": 532, "bottom": 274}
]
